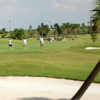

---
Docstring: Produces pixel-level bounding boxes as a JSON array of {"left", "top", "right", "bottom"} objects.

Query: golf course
[{"left": 0, "top": 34, "right": 100, "bottom": 83}]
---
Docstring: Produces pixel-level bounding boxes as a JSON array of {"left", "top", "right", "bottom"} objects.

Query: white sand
[
  {"left": 85, "top": 47, "right": 100, "bottom": 50},
  {"left": 0, "top": 77, "right": 100, "bottom": 100}
]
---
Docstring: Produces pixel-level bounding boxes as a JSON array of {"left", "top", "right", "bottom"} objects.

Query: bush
[{"left": 10, "top": 28, "right": 25, "bottom": 40}]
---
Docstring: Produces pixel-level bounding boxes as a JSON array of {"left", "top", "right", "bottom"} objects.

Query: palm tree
[
  {"left": 92, "top": 0, "right": 100, "bottom": 33},
  {"left": 91, "top": 0, "right": 100, "bottom": 42}
]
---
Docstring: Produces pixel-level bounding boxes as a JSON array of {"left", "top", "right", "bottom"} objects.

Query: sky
[{"left": 0, "top": 0, "right": 95, "bottom": 30}]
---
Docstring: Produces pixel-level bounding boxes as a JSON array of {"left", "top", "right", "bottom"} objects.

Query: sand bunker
[
  {"left": 85, "top": 47, "right": 100, "bottom": 50},
  {"left": 0, "top": 77, "right": 100, "bottom": 100}
]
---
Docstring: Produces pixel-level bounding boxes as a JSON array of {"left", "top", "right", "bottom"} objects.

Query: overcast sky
[{"left": 0, "top": 0, "right": 95, "bottom": 30}]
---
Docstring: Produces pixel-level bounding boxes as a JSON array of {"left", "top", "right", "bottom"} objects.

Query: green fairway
[{"left": 0, "top": 34, "right": 100, "bottom": 83}]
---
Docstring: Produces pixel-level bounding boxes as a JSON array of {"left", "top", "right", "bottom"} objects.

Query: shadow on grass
[{"left": 18, "top": 97, "right": 69, "bottom": 100}]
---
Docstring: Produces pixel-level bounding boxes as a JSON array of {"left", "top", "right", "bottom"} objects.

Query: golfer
[
  {"left": 24, "top": 39, "right": 27, "bottom": 47},
  {"left": 8, "top": 40, "right": 12, "bottom": 48},
  {"left": 40, "top": 37, "right": 44, "bottom": 47}
]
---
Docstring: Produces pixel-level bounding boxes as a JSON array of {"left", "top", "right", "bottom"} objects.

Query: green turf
[{"left": 0, "top": 34, "right": 100, "bottom": 83}]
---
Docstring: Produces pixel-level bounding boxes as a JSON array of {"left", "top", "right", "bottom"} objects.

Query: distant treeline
[{"left": 0, "top": 22, "right": 91, "bottom": 40}]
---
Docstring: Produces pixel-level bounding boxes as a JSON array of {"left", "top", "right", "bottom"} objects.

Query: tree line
[{"left": 0, "top": 22, "right": 89, "bottom": 40}]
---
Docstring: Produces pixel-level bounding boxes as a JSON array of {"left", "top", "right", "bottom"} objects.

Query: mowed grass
[{"left": 0, "top": 34, "right": 100, "bottom": 83}]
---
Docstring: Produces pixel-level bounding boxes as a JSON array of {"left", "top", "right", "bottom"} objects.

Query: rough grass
[{"left": 0, "top": 34, "right": 100, "bottom": 83}]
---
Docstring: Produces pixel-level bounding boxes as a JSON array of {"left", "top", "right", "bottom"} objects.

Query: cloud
[
  {"left": 53, "top": 0, "right": 95, "bottom": 13},
  {"left": 0, "top": 0, "right": 95, "bottom": 29},
  {"left": 0, "top": 0, "right": 16, "bottom": 16},
  {"left": 0, "top": 0, "right": 16, "bottom": 8},
  {"left": 53, "top": 0, "right": 77, "bottom": 11}
]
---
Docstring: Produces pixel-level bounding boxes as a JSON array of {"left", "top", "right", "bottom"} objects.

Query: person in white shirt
[
  {"left": 24, "top": 39, "right": 27, "bottom": 47},
  {"left": 8, "top": 40, "right": 12, "bottom": 48},
  {"left": 40, "top": 37, "right": 44, "bottom": 47}
]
